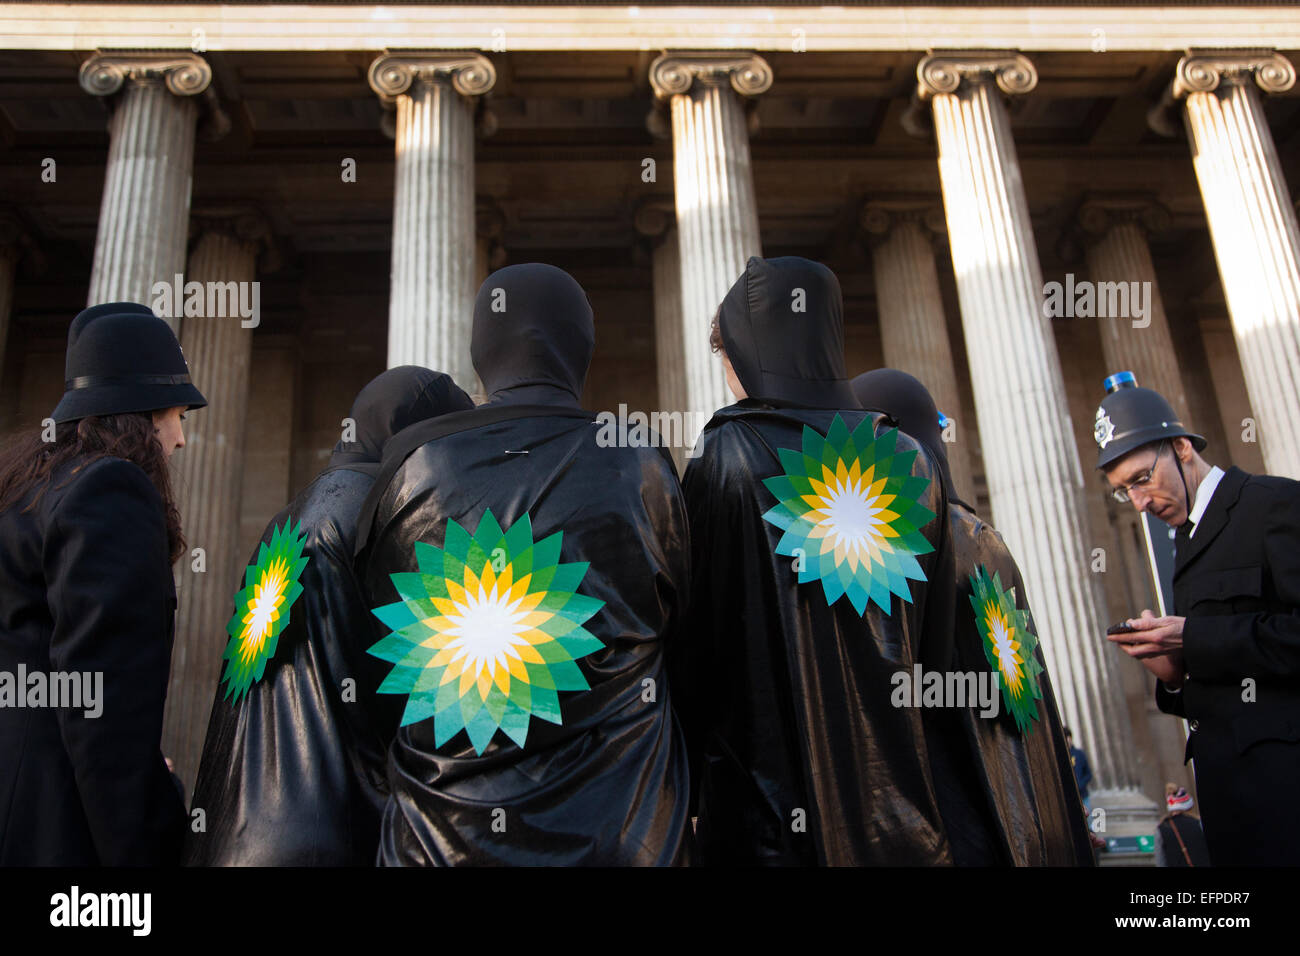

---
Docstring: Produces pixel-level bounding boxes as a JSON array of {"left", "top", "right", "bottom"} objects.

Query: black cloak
[
  {"left": 672, "top": 257, "right": 957, "bottom": 865},
  {"left": 185, "top": 367, "right": 473, "bottom": 866},
  {"left": 356, "top": 263, "right": 693, "bottom": 866},
  {"left": 853, "top": 368, "right": 1093, "bottom": 865}
]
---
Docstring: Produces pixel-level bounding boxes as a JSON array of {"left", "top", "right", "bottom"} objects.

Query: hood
[
  {"left": 470, "top": 263, "right": 594, "bottom": 407},
  {"left": 717, "top": 256, "right": 860, "bottom": 409},
  {"left": 852, "top": 367, "right": 957, "bottom": 502},
  {"left": 330, "top": 365, "right": 474, "bottom": 468}
]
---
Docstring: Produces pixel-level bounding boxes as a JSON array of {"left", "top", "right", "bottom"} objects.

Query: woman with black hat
[{"left": 0, "top": 302, "right": 206, "bottom": 865}]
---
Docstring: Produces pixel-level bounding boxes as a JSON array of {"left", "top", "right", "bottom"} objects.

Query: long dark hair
[{"left": 0, "top": 413, "right": 185, "bottom": 563}]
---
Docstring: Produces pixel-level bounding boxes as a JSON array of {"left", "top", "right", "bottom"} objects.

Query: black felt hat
[{"left": 50, "top": 302, "right": 208, "bottom": 424}]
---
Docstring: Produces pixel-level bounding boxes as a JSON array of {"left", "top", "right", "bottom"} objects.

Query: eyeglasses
[{"left": 1110, "top": 440, "right": 1167, "bottom": 503}]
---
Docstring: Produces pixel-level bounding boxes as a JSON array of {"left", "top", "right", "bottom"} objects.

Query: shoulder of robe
[
  {"left": 627, "top": 440, "right": 680, "bottom": 481},
  {"left": 689, "top": 417, "right": 757, "bottom": 480}
]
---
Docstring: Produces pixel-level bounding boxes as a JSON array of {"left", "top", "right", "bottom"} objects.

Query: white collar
[{"left": 1187, "top": 465, "right": 1225, "bottom": 536}]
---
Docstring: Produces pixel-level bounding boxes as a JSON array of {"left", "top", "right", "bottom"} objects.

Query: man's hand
[{"left": 1107, "top": 608, "right": 1186, "bottom": 687}]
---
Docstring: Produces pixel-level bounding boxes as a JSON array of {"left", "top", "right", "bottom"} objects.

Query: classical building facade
[{"left": 2, "top": 3, "right": 1297, "bottom": 855}]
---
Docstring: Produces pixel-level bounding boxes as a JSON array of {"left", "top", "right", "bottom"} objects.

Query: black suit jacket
[
  {"left": 1155, "top": 465, "right": 1300, "bottom": 864},
  {"left": 0, "top": 456, "right": 186, "bottom": 865}
]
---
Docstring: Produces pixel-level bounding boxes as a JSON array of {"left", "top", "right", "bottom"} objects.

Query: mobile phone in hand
[{"left": 1106, "top": 622, "right": 1138, "bottom": 635}]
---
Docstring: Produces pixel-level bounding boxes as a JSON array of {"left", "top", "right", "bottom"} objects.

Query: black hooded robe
[
  {"left": 852, "top": 367, "right": 1093, "bottom": 866},
  {"left": 947, "top": 504, "right": 1094, "bottom": 865},
  {"left": 357, "top": 264, "right": 693, "bottom": 866},
  {"left": 185, "top": 367, "right": 472, "bottom": 866},
  {"left": 672, "top": 257, "right": 957, "bottom": 865}
]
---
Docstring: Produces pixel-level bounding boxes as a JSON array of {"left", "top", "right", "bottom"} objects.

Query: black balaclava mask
[
  {"left": 470, "top": 263, "right": 595, "bottom": 407},
  {"left": 717, "top": 255, "right": 860, "bottom": 409},
  {"left": 852, "top": 368, "right": 957, "bottom": 503},
  {"left": 330, "top": 365, "right": 474, "bottom": 468}
]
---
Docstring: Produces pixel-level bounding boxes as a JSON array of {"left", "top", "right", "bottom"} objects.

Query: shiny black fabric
[
  {"left": 329, "top": 367, "right": 473, "bottom": 468},
  {"left": 186, "top": 367, "right": 472, "bottom": 866},
  {"left": 857, "top": 366, "right": 1092, "bottom": 868},
  {"left": 853, "top": 368, "right": 956, "bottom": 502},
  {"left": 673, "top": 401, "right": 955, "bottom": 865},
  {"left": 854, "top": 368, "right": 1092, "bottom": 865},
  {"left": 363, "top": 416, "right": 693, "bottom": 865},
  {"left": 186, "top": 470, "right": 394, "bottom": 865},
  {"left": 945, "top": 503, "right": 1095, "bottom": 865},
  {"left": 361, "top": 264, "right": 692, "bottom": 866}
]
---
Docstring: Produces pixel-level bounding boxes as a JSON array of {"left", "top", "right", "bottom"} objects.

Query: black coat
[
  {"left": 673, "top": 403, "right": 955, "bottom": 865},
  {"left": 0, "top": 456, "right": 186, "bottom": 865},
  {"left": 1156, "top": 465, "right": 1300, "bottom": 865},
  {"left": 185, "top": 467, "right": 398, "bottom": 866}
]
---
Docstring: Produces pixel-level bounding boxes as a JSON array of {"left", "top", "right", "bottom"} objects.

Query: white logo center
[{"left": 443, "top": 585, "right": 532, "bottom": 677}]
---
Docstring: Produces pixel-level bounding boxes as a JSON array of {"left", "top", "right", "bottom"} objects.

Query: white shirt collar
[{"left": 1187, "top": 465, "right": 1225, "bottom": 536}]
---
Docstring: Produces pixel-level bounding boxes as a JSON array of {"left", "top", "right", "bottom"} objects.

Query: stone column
[
  {"left": 918, "top": 51, "right": 1148, "bottom": 811},
  {"left": 80, "top": 53, "right": 216, "bottom": 313},
  {"left": 163, "top": 213, "right": 269, "bottom": 792},
  {"left": 636, "top": 199, "right": 689, "bottom": 470},
  {"left": 1078, "top": 196, "right": 1189, "bottom": 416},
  {"left": 1172, "top": 51, "right": 1300, "bottom": 479},
  {"left": 369, "top": 52, "right": 495, "bottom": 392},
  {"left": 860, "top": 199, "right": 975, "bottom": 501},
  {"left": 649, "top": 52, "right": 771, "bottom": 421}
]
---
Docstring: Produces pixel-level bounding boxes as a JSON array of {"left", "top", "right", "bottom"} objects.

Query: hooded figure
[
  {"left": 672, "top": 256, "right": 957, "bottom": 865},
  {"left": 853, "top": 368, "right": 1093, "bottom": 865},
  {"left": 185, "top": 366, "right": 473, "bottom": 866},
  {"left": 355, "top": 263, "right": 693, "bottom": 866}
]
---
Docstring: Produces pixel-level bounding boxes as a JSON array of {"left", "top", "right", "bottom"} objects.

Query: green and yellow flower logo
[
  {"left": 221, "top": 519, "right": 309, "bottom": 701},
  {"left": 762, "top": 415, "right": 935, "bottom": 615},
  {"left": 367, "top": 509, "right": 605, "bottom": 755},
  {"left": 970, "top": 565, "right": 1043, "bottom": 733}
]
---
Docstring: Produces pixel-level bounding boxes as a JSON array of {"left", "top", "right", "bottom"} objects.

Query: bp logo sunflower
[
  {"left": 969, "top": 565, "right": 1043, "bottom": 733},
  {"left": 221, "top": 519, "right": 309, "bottom": 702},
  {"left": 367, "top": 509, "right": 606, "bottom": 755},
  {"left": 761, "top": 415, "right": 935, "bottom": 615}
]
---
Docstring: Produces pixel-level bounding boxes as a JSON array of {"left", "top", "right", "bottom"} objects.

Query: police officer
[{"left": 1097, "top": 371, "right": 1300, "bottom": 865}]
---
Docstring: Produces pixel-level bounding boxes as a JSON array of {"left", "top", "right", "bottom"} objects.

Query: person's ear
[{"left": 1172, "top": 436, "right": 1193, "bottom": 462}]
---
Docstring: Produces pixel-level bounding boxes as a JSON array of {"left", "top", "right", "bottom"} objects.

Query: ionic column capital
[
  {"left": 859, "top": 199, "right": 947, "bottom": 244},
  {"left": 648, "top": 52, "right": 773, "bottom": 101},
  {"left": 1077, "top": 195, "right": 1172, "bottom": 240},
  {"left": 367, "top": 52, "right": 497, "bottom": 105},
  {"left": 1172, "top": 49, "right": 1296, "bottom": 100},
  {"left": 915, "top": 50, "right": 1038, "bottom": 101},
  {"left": 79, "top": 51, "right": 229, "bottom": 140},
  {"left": 79, "top": 51, "right": 213, "bottom": 98}
]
